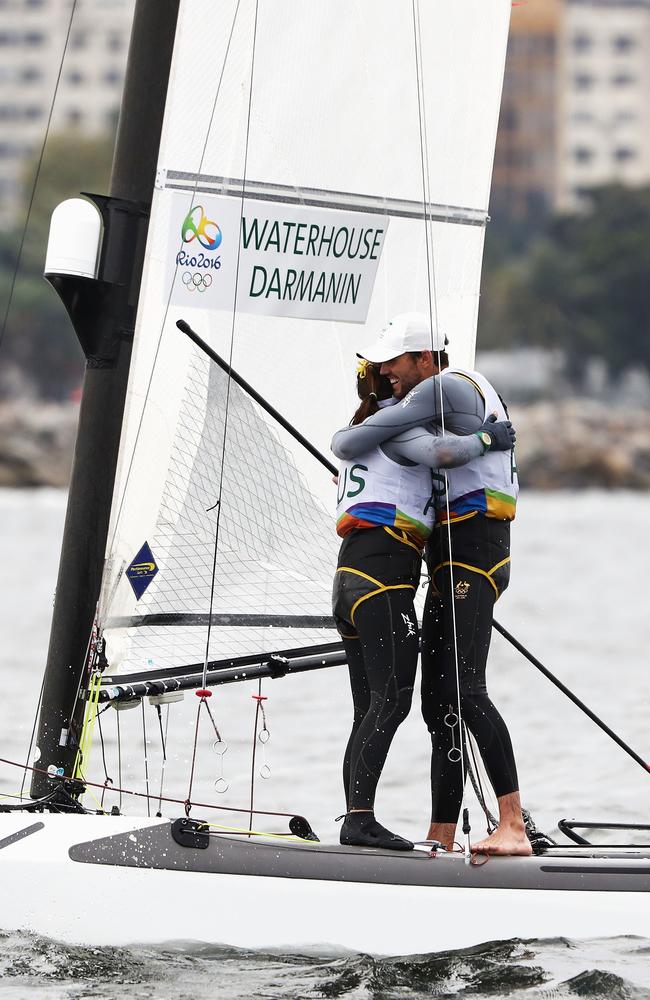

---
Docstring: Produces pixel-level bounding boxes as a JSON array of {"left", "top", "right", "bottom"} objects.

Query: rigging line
[
  {"left": 413, "top": 0, "right": 440, "bottom": 337},
  {"left": 72, "top": 764, "right": 104, "bottom": 814},
  {"left": 19, "top": 668, "right": 46, "bottom": 800},
  {"left": 141, "top": 699, "right": 151, "bottom": 818},
  {"left": 116, "top": 709, "right": 122, "bottom": 811},
  {"left": 411, "top": 0, "right": 467, "bottom": 794},
  {"left": 155, "top": 703, "right": 169, "bottom": 817},
  {"left": 104, "top": 0, "right": 244, "bottom": 561},
  {"left": 199, "top": 0, "right": 260, "bottom": 675},
  {"left": 248, "top": 679, "right": 263, "bottom": 836},
  {"left": 465, "top": 724, "right": 498, "bottom": 833},
  {"left": 411, "top": 0, "right": 436, "bottom": 336},
  {"left": 0, "top": 0, "right": 79, "bottom": 353},
  {"left": 0, "top": 753, "right": 308, "bottom": 820},
  {"left": 185, "top": 697, "right": 204, "bottom": 811},
  {"left": 201, "top": 503, "right": 222, "bottom": 690},
  {"left": 96, "top": 709, "right": 114, "bottom": 811},
  {"left": 63, "top": 612, "right": 101, "bottom": 772}
]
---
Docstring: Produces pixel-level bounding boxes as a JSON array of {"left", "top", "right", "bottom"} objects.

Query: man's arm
[
  {"left": 331, "top": 374, "right": 484, "bottom": 461},
  {"left": 382, "top": 419, "right": 514, "bottom": 470}
]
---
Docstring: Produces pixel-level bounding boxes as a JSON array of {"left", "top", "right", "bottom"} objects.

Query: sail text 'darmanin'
[{"left": 167, "top": 190, "right": 388, "bottom": 323}]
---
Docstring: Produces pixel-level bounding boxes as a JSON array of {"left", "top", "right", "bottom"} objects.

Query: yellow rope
[
  {"left": 206, "top": 821, "right": 318, "bottom": 843},
  {"left": 73, "top": 671, "right": 102, "bottom": 785}
]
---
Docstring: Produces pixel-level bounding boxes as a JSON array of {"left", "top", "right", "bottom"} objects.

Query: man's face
[{"left": 379, "top": 353, "right": 425, "bottom": 400}]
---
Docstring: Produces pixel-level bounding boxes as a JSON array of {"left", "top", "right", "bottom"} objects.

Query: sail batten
[
  {"left": 164, "top": 173, "right": 489, "bottom": 227},
  {"left": 107, "top": 613, "right": 337, "bottom": 629}
]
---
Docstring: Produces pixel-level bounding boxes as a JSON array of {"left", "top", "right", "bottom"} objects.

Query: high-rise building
[
  {"left": 492, "top": 0, "right": 650, "bottom": 219},
  {"left": 558, "top": 0, "right": 650, "bottom": 211},
  {"left": 0, "top": 0, "right": 133, "bottom": 226},
  {"left": 492, "top": 0, "right": 563, "bottom": 220}
]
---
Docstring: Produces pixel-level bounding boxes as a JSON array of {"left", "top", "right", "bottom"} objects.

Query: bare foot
[
  {"left": 426, "top": 822, "right": 456, "bottom": 852},
  {"left": 471, "top": 826, "right": 532, "bottom": 857},
  {"left": 471, "top": 791, "right": 533, "bottom": 856}
]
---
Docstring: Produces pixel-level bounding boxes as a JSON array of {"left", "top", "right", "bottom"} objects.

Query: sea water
[{"left": 0, "top": 488, "right": 649, "bottom": 999}]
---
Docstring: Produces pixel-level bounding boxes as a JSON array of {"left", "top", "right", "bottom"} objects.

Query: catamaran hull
[{"left": 1, "top": 814, "right": 648, "bottom": 954}]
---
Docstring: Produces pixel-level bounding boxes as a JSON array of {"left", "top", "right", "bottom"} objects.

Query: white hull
[{"left": 1, "top": 814, "right": 648, "bottom": 955}]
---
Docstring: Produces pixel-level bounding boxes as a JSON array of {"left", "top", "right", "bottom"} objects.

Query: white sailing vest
[
  {"left": 434, "top": 367, "right": 518, "bottom": 523},
  {"left": 336, "top": 446, "right": 435, "bottom": 548}
]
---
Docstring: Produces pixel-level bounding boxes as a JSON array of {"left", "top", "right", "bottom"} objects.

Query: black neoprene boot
[{"left": 339, "top": 811, "right": 414, "bottom": 851}]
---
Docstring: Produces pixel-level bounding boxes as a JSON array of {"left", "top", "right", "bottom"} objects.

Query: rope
[
  {"left": 141, "top": 699, "right": 151, "bottom": 818},
  {"left": 197, "top": 0, "right": 260, "bottom": 691},
  {"left": 0, "top": 753, "right": 304, "bottom": 822},
  {"left": 185, "top": 693, "right": 226, "bottom": 814},
  {"left": 73, "top": 670, "right": 103, "bottom": 782},
  {"left": 95, "top": 707, "right": 114, "bottom": 810},
  {"left": 0, "top": 0, "right": 79, "bottom": 353},
  {"left": 155, "top": 703, "right": 170, "bottom": 818},
  {"left": 411, "top": 0, "right": 468, "bottom": 798},
  {"left": 465, "top": 724, "right": 498, "bottom": 833},
  {"left": 185, "top": 697, "right": 204, "bottom": 812},
  {"left": 248, "top": 680, "right": 263, "bottom": 835},
  {"left": 104, "top": 0, "right": 245, "bottom": 567},
  {"left": 19, "top": 669, "right": 46, "bottom": 799},
  {"left": 116, "top": 709, "right": 123, "bottom": 812}
]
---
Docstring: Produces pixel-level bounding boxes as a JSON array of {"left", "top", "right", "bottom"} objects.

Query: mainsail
[{"left": 100, "top": 0, "right": 511, "bottom": 674}]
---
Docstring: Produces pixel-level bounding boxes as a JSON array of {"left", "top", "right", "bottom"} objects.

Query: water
[
  {"left": 0, "top": 933, "right": 649, "bottom": 999},
  {"left": 0, "top": 488, "right": 649, "bottom": 997}
]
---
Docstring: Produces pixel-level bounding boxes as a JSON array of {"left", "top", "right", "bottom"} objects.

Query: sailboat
[{"left": 1, "top": 0, "right": 648, "bottom": 955}]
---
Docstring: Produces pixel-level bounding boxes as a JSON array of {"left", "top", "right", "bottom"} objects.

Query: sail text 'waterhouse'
[{"left": 166, "top": 191, "right": 388, "bottom": 322}]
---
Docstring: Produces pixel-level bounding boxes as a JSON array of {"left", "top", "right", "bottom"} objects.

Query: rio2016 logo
[{"left": 176, "top": 204, "right": 222, "bottom": 277}]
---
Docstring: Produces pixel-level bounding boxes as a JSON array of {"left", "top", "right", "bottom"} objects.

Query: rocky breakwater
[
  {"left": 0, "top": 398, "right": 649, "bottom": 489},
  {"left": 511, "top": 399, "right": 650, "bottom": 490},
  {"left": 0, "top": 401, "right": 77, "bottom": 488}
]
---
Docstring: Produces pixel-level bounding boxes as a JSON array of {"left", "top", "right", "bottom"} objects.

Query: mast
[{"left": 30, "top": 0, "right": 181, "bottom": 798}]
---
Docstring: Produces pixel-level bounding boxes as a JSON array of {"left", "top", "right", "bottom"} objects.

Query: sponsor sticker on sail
[
  {"left": 166, "top": 191, "right": 387, "bottom": 323},
  {"left": 125, "top": 541, "right": 159, "bottom": 600}
]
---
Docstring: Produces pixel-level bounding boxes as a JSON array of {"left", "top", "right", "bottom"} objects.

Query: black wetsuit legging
[
  {"left": 333, "top": 527, "right": 421, "bottom": 811},
  {"left": 421, "top": 514, "right": 518, "bottom": 824}
]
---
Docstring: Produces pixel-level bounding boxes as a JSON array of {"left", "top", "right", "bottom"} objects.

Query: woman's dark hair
[{"left": 350, "top": 359, "right": 393, "bottom": 425}]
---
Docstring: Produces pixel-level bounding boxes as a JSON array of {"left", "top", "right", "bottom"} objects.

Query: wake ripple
[{"left": 0, "top": 933, "right": 648, "bottom": 1000}]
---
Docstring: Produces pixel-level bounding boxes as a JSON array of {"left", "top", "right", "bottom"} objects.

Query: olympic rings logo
[{"left": 182, "top": 271, "right": 213, "bottom": 292}]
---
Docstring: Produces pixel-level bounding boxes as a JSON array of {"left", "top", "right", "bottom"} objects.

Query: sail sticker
[
  {"left": 167, "top": 191, "right": 388, "bottom": 323},
  {"left": 125, "top": 542, "right": 159, "bottom": 600}
]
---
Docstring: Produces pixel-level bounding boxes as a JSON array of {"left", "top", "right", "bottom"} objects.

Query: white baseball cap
[{"left": 358, "top": 312, "right": 448, "bottom": 363}]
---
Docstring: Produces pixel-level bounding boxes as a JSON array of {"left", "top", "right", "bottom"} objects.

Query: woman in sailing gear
[
  {"left": 331, "top": 313, "right": 531, "bottom": 857},
  {"left": 334, "top": 352, "right": 516, "bottom": 852}
]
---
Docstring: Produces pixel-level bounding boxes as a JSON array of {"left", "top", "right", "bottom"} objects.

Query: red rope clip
[
  {"left": 196, "top": 689, "right": 212, "bottom": 698},
  {"left": 251, "top": 694, "right": 268, "bottom": 702}
]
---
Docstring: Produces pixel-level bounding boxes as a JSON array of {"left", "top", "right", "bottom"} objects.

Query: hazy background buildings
[
  {"left": 0, "top": 0, "right": 131, "bottom": 227},
  {"left": 1, "top": 0, "right": 650, "bottom": 485},
  {"left": 493, "top": 0, "right": 650, "bottom": 217}
]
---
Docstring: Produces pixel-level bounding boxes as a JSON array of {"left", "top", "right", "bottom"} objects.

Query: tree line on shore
[{"left": 1, "top": 131, "right": 650, "bottom": 400}]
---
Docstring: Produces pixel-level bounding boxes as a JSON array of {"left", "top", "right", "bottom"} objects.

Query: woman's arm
[{"left": 331, "top": 374, "right": 484, "bottom": 460}]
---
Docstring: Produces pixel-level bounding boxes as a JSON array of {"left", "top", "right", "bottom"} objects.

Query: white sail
[{"left": 100, "top": 0, "right": 511, "bottom": 671}]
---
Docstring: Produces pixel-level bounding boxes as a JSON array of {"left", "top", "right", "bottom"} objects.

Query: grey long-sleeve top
[
  {"left": 380, "top": 426, "right": 486, "bottom": 469},
  {"left": 331, "top": 373, "right": 484, "bottom": 462}
]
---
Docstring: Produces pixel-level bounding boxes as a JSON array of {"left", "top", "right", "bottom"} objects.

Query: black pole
[
  {"left": 98, "top": 647, "right": 348, "bottom": 704},
  {"left": 493, "top": 619, "right": 649, "bottom": 775},
  {"left": 100, "top": 639, "right": 344, "bottom": 688},
  {"left": 177, "top": 319, "right": 339, "bottom": 476},
  {"left": 31, "top": 0, "right": 181, "bottom": 798}
]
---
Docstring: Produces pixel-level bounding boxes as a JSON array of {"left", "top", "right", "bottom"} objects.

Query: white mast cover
[{"left": 101, "top": 0, "right": 511, "bottom": 671}]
